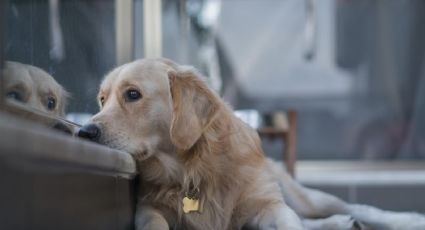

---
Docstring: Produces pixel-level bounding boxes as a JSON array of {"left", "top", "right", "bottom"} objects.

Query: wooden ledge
[{"left": 0, "top": 111, "right": 137, "bottom": 178}]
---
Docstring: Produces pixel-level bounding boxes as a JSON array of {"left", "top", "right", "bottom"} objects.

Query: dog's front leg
[
  {"left": 247, "top": 203, "right": 304, "bottom": 230},
  {"left": 135, "top": 204, "right": 169, "bottom": 230}
]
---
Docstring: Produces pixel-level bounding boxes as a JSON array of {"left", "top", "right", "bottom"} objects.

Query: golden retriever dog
[
  {"left": 2, "top": 61, "right": 72, "bottom": 133},
  {"left": 78, "top": 58, "right": 425, "bottom": 230},
  {"left": 78, "top": 58, "right": 303, "bottom": 229}
]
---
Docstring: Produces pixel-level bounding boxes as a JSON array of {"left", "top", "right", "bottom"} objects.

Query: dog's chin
[
  {"left": 102, "top": 140, "right": 152, "bottom": 161},
  {"left": 99, "top": 138, "right": 132, "bottom": 153}
]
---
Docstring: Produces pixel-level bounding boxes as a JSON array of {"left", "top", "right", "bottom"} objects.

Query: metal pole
[
  {"left": 143, "top": 0, "right": 162, "bottom": 58},
  {"left": 115, "top": 0, "right": 134, "bottom": 65},
  {"left": 0, "top": 0, "right": 8, "bottom": 107}
]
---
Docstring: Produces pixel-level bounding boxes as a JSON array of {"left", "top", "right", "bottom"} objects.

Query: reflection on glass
[
  {"left": 5, "top": 0, "right": 115, "bottom": 115},
  {"left": 3, "top": 61, "right": 68, "bottom": 117},
  {"left": 2, "top": 61, "right": 75, "bottom": 134},
  {"left": 2, "top": 0, "right": 423, "bottom": 159}
]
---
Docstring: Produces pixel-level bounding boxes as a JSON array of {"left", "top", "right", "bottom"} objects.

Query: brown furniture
[
  {"left": 257, "top": 110, "right": 298, "bottom": 177},
  {"left": 0, "top": 112, "right": 137, "bottom": 230}
]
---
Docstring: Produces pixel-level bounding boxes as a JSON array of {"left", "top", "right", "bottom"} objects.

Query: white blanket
[{"left": 266, "top": 159, "right": 425, "bottom": 230}]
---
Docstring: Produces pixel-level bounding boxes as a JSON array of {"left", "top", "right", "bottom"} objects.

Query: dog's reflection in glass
[{"left": 2, "top": 61, "right": 72, "bottom": 134}]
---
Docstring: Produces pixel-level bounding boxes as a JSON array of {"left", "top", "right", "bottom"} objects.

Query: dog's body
[
  {"left": 82, "top": 58, "right": 302, "bottom": 229},
  {"left": 136, "top": 113, "right": 298, "bottom": 230},
  {"left": 79, "top": 58, "right": 425, "bottom": 230}
]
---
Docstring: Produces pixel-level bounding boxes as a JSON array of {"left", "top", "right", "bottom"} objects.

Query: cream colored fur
[
  {"left": 90, "top": 58, "right": 303, "bottom": 230},
  {"left": 88, "top": 58, "right": 425, "bottom": 230}
]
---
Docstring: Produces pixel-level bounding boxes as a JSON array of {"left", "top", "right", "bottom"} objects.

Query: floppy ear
[{"left": 168, "top": 68, "right": 220, "bottom": 151}]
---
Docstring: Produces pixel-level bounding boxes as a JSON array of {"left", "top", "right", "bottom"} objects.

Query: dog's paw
[{"left": 131, "top": 149, "right": 150, "bottom": 162}]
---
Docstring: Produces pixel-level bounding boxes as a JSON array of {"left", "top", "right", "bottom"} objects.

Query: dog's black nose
[{"left": 77, "top": 123, "right": 100, "bottom": 142}]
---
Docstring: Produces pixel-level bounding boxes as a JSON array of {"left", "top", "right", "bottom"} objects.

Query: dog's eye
[
  {"left": 124, "top": 89, "right": 142, "bottom": 102},
  {"left": 47, "top": 96, "right": 56, "bottom": 110},
  {"left": 6, "top": 91, "right": 23, "bottom": 102}
]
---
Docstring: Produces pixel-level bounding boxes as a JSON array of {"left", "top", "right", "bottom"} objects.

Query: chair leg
[{"left": 285, "top": 110, "right": 297, "bottom": 178}]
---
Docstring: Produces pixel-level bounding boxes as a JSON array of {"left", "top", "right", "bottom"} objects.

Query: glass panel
[
  {"left": 216, "top": 0, "right": 425, "bottom": 160},
  {"left": 1, "top": 0, "right": 424, "bottom": 160},
  {"left": 1, "top": 0, "right": 115, "bottom": 130}
]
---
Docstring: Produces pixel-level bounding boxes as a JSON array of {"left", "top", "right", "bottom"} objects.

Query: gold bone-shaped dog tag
[{"left": 182, "top": 196, "right": 199, "bottom": 213}]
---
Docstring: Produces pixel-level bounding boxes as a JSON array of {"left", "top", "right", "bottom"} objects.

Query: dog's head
[
  {"left": 78, "top": 58, "right": 221, "bottom": 160},
  {"left": 2, "top": 61, "right": 68, "bottom": 116}
]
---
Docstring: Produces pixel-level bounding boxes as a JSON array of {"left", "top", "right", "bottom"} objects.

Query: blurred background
[
  {"left": 4, "top": 0, "right": 425, "bottom": 161},
  {"left": 2, "top": 0, "right": 425, "bottom": 213}
]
